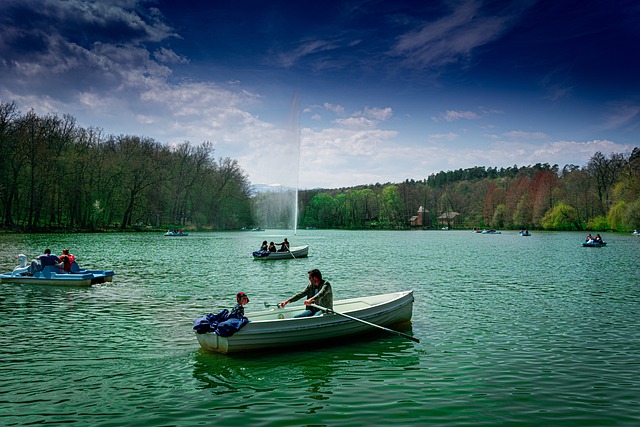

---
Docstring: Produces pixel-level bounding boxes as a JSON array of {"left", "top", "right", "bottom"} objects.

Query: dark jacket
[{"left": 289, "top": 280, "right": 333, "bottom": 313}]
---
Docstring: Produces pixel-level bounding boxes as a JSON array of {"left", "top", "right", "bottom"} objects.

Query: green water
[{"left": 1, "top": 230, "right": 638, "bottom": 426}]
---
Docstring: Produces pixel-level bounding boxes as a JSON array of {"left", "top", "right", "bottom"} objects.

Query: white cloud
[
  {"left": 275, "top": 39, "right": 339, "bottom": 68},
  {"left": 428, "top": 132, "right": 459, "bottom": 141},
  {"left": 359, "top": 106, "right": 393, "bottom": 121},
  {"left": 433, "top": 110, "right": 480, "bottom": 122},
  {"left": 323, "top": 102, "right": 345, "bottom": 115},
  {"left": 335, "top": 117, "right": 376, "bottom": 129},
  {"left": 601, "top": 102, "right": 640, "bottom": 130},
  {"left": 503, "top": 130, "right": 549, "bottom": 140},
  {"left": 390, "top": 0, "right": 515, "bottom": 68},
  {"left": 154, "top": 47, "right": 188, "bottom": 64}
]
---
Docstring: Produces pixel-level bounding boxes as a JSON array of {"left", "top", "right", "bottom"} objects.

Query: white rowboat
[
  {"left": 195, "top": 290, "right": 415, "bottom": 354},
  {"left": 252, "top": 245, "right": 309, "bottom": 260}
]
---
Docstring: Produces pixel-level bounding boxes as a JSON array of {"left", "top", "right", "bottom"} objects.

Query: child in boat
[{"left": 230, "top": 291, "right": 249, "bottom": 318}]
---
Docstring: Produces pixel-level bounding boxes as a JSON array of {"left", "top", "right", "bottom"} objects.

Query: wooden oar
[{"left": 309, "top": 303, "right": 420, "bottom": 343}]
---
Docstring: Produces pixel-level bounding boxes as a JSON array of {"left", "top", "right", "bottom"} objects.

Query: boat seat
[{"left": 40, "top": 265, "right": 63, "bottom": 276}]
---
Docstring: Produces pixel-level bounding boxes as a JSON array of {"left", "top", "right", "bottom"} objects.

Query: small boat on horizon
[
  {"left": 482, "top": 229, "right": 501, "bottom": 234},
  {"left": 582, "top": 241, "right": 607, "bottom": 247}
]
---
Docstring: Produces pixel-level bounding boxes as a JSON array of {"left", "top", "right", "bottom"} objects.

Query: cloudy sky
[{"left": 1, "top": 0, "right": 639, "bottom": 189}]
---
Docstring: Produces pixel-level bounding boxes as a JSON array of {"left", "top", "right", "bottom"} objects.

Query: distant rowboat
[{"left": 252, "top": 245, "right": 309, "bottom": 259}]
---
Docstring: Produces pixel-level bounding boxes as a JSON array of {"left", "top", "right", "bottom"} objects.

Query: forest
[
  {"left": 290, "top": 150, "right": 640, "bottom": 231},
  {"left": 0, "top": 101, "right": 253, "bottom": 231},
  {"left": 1, "top": 100, "right": 638, "bottom": 232}
]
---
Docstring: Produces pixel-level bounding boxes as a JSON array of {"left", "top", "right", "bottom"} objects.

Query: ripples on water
[{"left": 1, "top": 230, "right": 639, "bottom": 426}]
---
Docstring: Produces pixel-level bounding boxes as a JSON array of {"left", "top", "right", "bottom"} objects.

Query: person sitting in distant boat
[
  {"left": 280, "top": 269, "right": 333, "bottom": 318},
  {"left": 586, "top": 233, "right": 594, "bottom": 243},
  {"left": 594, "top": 234, "right": 603, "bottom": 243},
  {"left": 259, "top": 240, "right": 268, "bottom": 251},
  {"left": 58, "top": 248, "right": 76, "bottom": 272},
  {"left": 276, "top": 238, "right": 290, "bottom": 252},
  {"left": 268, "top": 241, "right": 277, "bottom": 252},
  {"left": 35, "top": 248, "right": 61, "bottom": 271}
]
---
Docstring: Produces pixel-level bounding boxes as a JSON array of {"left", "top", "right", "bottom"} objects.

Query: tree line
[
  {"left": 290, "top": 149, "right": 640, "bottom": 231},
  {"left": 2, "top": 100, "right": 638, "bottom": 233},
  {"left": 0, "top": 101, "right": 253, "bottom": 231}
]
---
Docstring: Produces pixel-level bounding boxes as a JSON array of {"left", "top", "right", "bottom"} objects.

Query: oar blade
[{"left": 310, "top": 304, "right": 419, "bottom": 343}]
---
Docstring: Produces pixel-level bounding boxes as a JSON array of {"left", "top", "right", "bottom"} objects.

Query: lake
[{"left": 1, "top": 230, "right": 639, "bottom": 426}]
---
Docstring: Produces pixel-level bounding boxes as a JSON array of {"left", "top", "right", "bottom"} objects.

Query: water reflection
[{"left": 192, "top": 336, "right": 420, "bottom": 400}]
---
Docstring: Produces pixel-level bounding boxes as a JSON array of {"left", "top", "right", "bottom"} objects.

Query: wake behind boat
[
  {"left": 194, "top": 290, "right": 415, "bottom": 354},
  {"left": 253, "top": 245, "right": 309, "bottom": 259}
]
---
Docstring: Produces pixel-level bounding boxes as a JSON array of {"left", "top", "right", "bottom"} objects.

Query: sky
[{"left": 1, "top": 0, "right": 639, "bottom": 190}]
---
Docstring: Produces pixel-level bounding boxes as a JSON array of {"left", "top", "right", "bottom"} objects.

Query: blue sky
[{"left": 1, "top": 0, "right": 638, "bottom": 189}]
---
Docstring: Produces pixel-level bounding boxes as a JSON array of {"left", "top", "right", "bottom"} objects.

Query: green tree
[
  {"left": 380, "top": 185, "right": 403, "bottom": 224},
  {"left": 303, "top": 193, "right": 336, "bottom": 228},
  {"left": 540, "top": 202, "right": 581, "bottom": 230},
  {"left": 587, "top": 151, "right": 625, "bottom": 214}
]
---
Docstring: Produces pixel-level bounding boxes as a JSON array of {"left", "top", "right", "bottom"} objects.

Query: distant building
[
  {"left": 438, "top": 211, "right": 460, "bottom": 228},
  {"left": 410, "top": 206, "right": 429, "bottom": 227}
]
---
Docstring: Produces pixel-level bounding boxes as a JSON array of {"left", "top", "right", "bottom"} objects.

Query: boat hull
[
  {"left": 1, "top": 266, "right": 115, "bottom": 286},
  {"left": 253, "top": 245, "right": 309, "bottom": 260},
  {"left": 0, "top": 271, "right": 94, "bottom": 286},
  {"left": 195, "top": 290, "right": 414, "bottom": 354},
  {"left": 582, "top": 242, "right": 606, "bottom": 247},
  {"left": 83, "top": 270, "right": 115, "bottom": 283}
]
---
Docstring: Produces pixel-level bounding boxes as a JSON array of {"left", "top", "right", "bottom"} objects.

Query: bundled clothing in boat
[{"left": 193, "top": 309, "right": 249, "bottom": 337}]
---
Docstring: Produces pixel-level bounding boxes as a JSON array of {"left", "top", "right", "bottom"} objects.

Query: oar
[
  {"left": 263, "top": 302, "right": 282, "bottom": 309},
  {"left": 309, "top": 303, "right": 419, "bottom": 343},
  {"left": 277, "top": 241, "right": 295, "bottom": 258}
]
